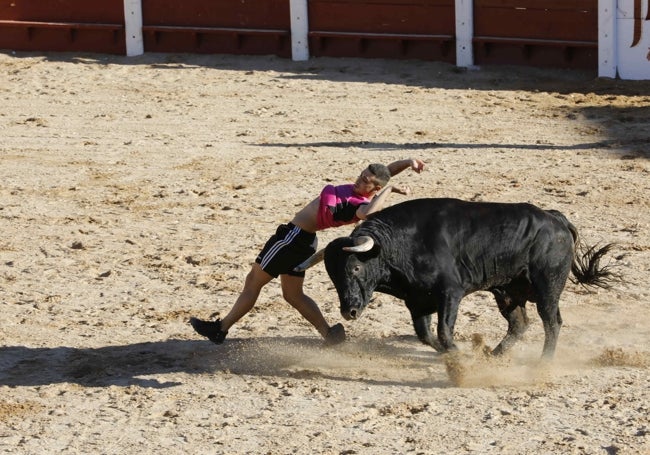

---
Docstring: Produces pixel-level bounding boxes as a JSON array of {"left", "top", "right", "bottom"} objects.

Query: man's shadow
[{"left": 0, "top": 336, "right": 449, "bottom": 389}]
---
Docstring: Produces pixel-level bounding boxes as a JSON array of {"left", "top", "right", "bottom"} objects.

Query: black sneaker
[
  {"left": 190, "top": 317, "right": 228, "bottom": 344},
  {"left": 324, "top": 323, "right": 346, "bottom": 346}
]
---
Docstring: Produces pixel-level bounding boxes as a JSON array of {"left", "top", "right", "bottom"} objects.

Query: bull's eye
[{"left": 353, "top": 265, "right": 361, "bottom": 274}]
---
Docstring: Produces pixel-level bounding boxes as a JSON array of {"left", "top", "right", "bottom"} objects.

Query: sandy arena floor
[{"left": 1, "top": 51, "right": 649, "bottom": 453}]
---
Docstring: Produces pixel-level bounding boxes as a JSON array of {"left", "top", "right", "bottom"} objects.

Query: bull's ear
[
  {"left": 293, "top": 248, "right": 325, "bottom": 272},
  {"left": 342, "top": 235, "right": 374, "bottom": 253}
]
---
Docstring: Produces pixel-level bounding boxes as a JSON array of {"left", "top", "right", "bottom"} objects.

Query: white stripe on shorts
[{"left": 259, "top": 224, "right": 300, "bottom": 270}]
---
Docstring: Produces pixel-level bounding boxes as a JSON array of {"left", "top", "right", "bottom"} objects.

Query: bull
[{"left": 297, "top": 198, "right": 617, "bottom": 358}]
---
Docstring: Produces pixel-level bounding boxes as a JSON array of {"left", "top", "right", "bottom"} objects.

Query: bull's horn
[
  {"left": 293, "top": 248, "right": 325, "bottom": 272},
  {"left": 343, "top": 235, "right": 374, "bottom": 253}
]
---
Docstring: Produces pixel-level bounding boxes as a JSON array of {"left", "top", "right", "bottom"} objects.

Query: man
[{"left": 190, "top": 158, "right": 425, "bottom": 345}]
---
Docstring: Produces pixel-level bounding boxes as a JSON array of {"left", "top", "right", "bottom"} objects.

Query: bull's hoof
[
  {"left": 430, "top": 338, "right": 446, "bottom": 353},
  {"left": 190, "top": 317, "right": 228, "bottom": 344},
  {"left": 324, "top": 323, "right": 346, "bottom": 346}
]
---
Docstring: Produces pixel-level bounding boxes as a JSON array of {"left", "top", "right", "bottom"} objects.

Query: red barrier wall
[
  {"left": 141, "top": 0, "right": 291, "bottom": 57},
  {"left": 473, "top": 0, "right": 598, "bottom": 68},
  {"left": 0, "top": 0, "right": 600, "bottom": 69},
  {"left": 308, "top": 0, "right": 456, "bottom": 62},
  {"left": 0, "top": 0, "right": 125, "bottom": 54}
]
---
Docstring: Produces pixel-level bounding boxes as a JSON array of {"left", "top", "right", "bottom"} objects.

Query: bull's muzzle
[{"left": 342, "top": 306, "right": 363, "bottom": 320}]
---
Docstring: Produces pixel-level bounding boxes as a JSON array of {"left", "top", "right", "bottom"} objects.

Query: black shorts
[{"left": 256, "top": 223, "right": 317, "bottom": 278}]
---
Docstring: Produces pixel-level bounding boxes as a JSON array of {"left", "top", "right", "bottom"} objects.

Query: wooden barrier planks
[
  {"left": 0, "top": 0, "right": 602, "bottom": 70},
  {"left": 140, "top": 0, "right": 291, "bottom": 57},
  {"left": 0, "top": 0, "right": 125, "bottom": 54},
  {"left": 473, "top": 0, "right": 598, "bottom": 68},
  {"left": 308, "top": 0, "right": 456, "bottom": 62}
]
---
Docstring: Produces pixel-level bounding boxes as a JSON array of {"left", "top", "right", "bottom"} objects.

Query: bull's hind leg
[
  {"left": 531, "top": 274, "right": 565, "bottom": 359},
  {"left": 531, "top": 261, "right": 570, "bottom": 359},
  {"left": 530, "top": 231, "right": 573, "bottom": 359},
  {"left": 537, "top": 298, "right": 562, "bottom": 359},
  {"left": 490, "top": 288, "right": 530, "bottom": 356}
]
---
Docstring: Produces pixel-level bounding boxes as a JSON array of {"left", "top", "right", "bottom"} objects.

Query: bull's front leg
[
  {"left": 405, "top": 296, "right": 444, "bottom": 352},
  {"left": 411, "top": 314, "right": 444, "bottom": 352},
  {"left": 436, "top": 289, "right": 464, "bottom": 352}
]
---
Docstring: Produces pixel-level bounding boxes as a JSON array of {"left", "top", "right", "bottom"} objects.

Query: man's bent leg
[
  {"left": 190, "top": 263, "right": 273, "bottom": 343},
  {"left": 281, "top": 274, "right": 345, "bottom": 345},
  {"left": 221, "top": 263, "right": 273, "bottom": 331}
]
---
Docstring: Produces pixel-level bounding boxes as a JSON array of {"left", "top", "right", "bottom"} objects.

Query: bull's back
[
  {"left": 366, "top": 198, "right": 558, "bottom": 240},
  {"left": 361, "top": 198, "right": 574, "bottom": 287}
]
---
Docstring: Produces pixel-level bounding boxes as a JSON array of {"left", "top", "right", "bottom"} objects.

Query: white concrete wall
[{"left": 616, "top": 0, "right": 650, "bottom": 79}]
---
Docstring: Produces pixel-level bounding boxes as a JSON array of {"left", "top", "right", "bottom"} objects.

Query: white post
[
  {"left": 455, "top": 0, "right": 474, "bottom": 67},
  {"left": 290, "top": 0, "right": 309, "bottom": 61},
  {"left": 123, "top": 0, "right": 144, "bottom": 56},
  {"left": 599, "top": 0, "right": 617, "bottom": 77}
]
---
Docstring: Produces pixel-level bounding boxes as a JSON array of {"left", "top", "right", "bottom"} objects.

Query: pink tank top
[{"left": 316, "top": 184, "right": 370, "bottom": 230}]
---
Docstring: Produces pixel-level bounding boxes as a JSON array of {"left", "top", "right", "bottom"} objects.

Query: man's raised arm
[{"left": 387, "top": 158, "right": 425, "bottom": 177}]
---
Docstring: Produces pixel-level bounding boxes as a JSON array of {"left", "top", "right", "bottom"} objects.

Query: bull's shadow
[{"left": 0, "top": 336, "right": 449, "bottom": 389}]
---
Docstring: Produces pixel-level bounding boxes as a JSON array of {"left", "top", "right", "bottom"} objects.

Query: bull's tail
[
  {"left": 547, "top": 209, "right": 620, "bottom": 290},
  {"left": 571, "top": 242, "right": 621, "bottom": 289}
]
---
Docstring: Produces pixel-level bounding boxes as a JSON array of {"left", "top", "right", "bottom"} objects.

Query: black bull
[{"left": 298, "top": 198, "right": 616, "bottom": 358}]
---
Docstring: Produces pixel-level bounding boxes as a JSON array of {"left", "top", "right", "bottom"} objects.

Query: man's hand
[
  {"left": 410, "top": 159, "right": 425, "bottom": 173},
  {"left": 391, "top": 185, "right": 412, "bottom": 196},
  {"left": 387, "top": 158, "right": 425, "bottom": 177}
]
